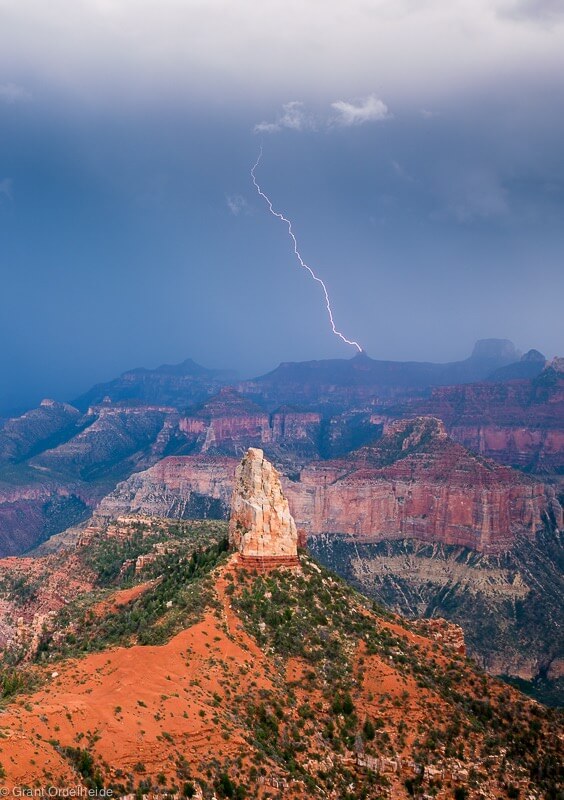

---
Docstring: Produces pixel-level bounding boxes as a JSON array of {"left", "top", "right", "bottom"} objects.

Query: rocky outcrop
[
  {"left": 416, "top": 618, "right": 466, "bottom": 655},
  {"left": 94, "top": 455, "right": 237, "bottom": 522},
  {"left": 229, "top": 448, "right": 299, "bottom": 568},
  {"left": 0, "top": 400, "right": 82, "bottom": 465}
]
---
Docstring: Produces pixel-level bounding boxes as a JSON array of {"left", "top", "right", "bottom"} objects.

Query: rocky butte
[{"left": 228, "top": 447, "right": 300, "bottom": 570}]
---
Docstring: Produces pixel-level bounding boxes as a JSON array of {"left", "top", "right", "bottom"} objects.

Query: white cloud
[
  {"left": 391, "top": 160, "right": 415, "bottom": 182},
  {"left": 255, "top": 96, "right": 391, "bottom": 135},
  {"left": 0, "top": 179, "right": 13, "bottom": 201},
  {"left": 0, "top": 82, "right": 31, "bottom": 103},
  {"left": 330, "top": 95, "right": 391, "bottom": 127},
  {"left": 254, "top": 101, "right": 315, "bottom": 134},
  {"left": 226, "top": 194, "right": 249, "bottom": 215}
]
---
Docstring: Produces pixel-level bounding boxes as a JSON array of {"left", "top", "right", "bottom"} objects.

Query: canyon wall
[
  {"left": 95, "top": 455, "right": 237, "bottom": 522},
  {"left": 95, "top": 418, "right": 562, "bottom": 555},
  {"left": 386, "top": 361, "right": 564, "bottom": 473},
  {"left": 177, "top": 388, "right": 322, "bottom": 457},
  {"left": 2, "top": 356, "right": 561, "bottom": 556}
]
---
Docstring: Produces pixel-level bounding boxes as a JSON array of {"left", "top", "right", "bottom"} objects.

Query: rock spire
[{"left": 229, "top": 447, "right": 299, "bottom": 569}]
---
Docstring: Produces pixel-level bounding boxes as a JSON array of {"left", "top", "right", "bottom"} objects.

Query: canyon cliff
[
  {"left": 97, "top": 417, "right": 561, "bottom": 555},
  {"left": 285, "top": 417, "right": 561, "bottom": 554},
  {"left": 87, "top": 419, "right": 562, "bottom": 691},
  {"left": 2, "top": 345, "right": 560, "bottom": 557},
  {"left": 0, "top": 404, "right": 182, "bottom": 555},
  {"left": 177, "top": 387, "right": 322, "bottom": 457},
  {"left": 309, "top": 530, "right": 563, "bottom": 694},
  {"left": 385, "top": 358, "right": 564, "bottom": 475}
]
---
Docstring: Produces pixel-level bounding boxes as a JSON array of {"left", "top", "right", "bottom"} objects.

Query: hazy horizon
[{"left": 0, "top": 335, "right": 555, "bottom": 416}]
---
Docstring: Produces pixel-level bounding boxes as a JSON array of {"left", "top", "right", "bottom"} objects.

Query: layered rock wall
[
  {"left": 285, "top": 460, "right": 558, "bottom": 554},
  {"left": 178, "top": 390, "right": 322, "bottom": 456},
  {"left": 96, "top": 421, "right": 562, "bottom": 555},
  {"left": 94, "top": 456, "right": 237, "bottom": 522},
  {"left": 387, "top": 368, "right": 564, "bottom": 473}
]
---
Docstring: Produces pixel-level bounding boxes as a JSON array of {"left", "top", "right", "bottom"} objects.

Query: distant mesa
[
  {"left": 470, "top": 338, "right": 520, "bottom": 362},
  {"left": 69, "top": 338, "right": 536, "bottom": 415},
  {"left": 229, "top": 447, "right": 300, "bottom": 570}
]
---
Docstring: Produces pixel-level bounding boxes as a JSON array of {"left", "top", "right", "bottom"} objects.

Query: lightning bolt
[{"left": 251, "top": 146, "right": 362, "bottom": 352}]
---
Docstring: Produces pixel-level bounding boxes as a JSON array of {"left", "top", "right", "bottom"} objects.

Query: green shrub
[{"left": 363, "top": 719, "right": 375, "bottom": 740}]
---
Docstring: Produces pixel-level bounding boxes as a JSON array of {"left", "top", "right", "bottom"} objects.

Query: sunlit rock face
[{"left": 229, "top": 447, "right": 299, "bottom": 568}]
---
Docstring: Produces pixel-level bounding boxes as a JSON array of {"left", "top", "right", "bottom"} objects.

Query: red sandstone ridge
[
  {"left": 1, "top": 547, "right": 559, "bottom": 797},
  {"left": 229, "top": 448, "right": 299, "bottom": 570}
]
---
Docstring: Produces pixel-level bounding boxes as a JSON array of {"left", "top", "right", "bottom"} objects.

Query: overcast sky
[{"left": 1, "top": 0, "right": 563, "bottom": 411}]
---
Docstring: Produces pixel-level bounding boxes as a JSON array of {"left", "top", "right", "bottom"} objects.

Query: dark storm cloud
[{"left": 0, "top": 1, "right": 563, "bottom": 412}]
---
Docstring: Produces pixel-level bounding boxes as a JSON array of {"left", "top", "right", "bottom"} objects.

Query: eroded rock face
[
  {"left": 229, "top": 448, "right": 298, "bottom": 566},
  {"left": 385, "top": 366, "right": 564, "bottom": 474},
  {"left": 96, "top": 418, "right": 562, "bottom": 555},
  {"left": 178, "top": 388, "right": 322, "bottom": 457},
  {"left": 308, "top": 530, "right": 563, "bottom": 685},
  {"left": 94, "top": 455, "right": 236, "bottom": 522},
  {"left": 284, "top": 417, "right": 562, "bottom": 554}
]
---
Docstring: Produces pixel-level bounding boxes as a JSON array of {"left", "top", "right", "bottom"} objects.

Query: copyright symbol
[{"left": 0, "top": 788, "right": 10, "bottom": 797}]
